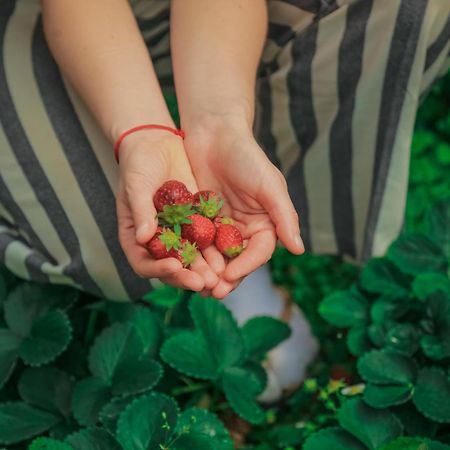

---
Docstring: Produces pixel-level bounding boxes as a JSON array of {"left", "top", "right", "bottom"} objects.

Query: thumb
[{"left": 125, "top": 175, "right": 159, "bottom": 245}]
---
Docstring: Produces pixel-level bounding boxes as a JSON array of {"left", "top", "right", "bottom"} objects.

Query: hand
[
  {"left": 116, "top": 132, "right": 219, "bottom": 292},
  {"left": 184, "top": 118, "right": 304, "bottom": 298}
]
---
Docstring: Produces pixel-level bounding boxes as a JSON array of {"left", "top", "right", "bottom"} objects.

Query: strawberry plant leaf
[
  {"left": 387, "top": 234, "right": 447, "bottom": 276},
  {"left": 174, "top": 407, "right": 233, "bottom": 450},
  {"left": 426, "top": 198, "right": 450, "bottom": 260},
  {"left": 143, "top": 285, "right": 183, "bottom": 309},
  {"left": 189, "top": 296, "right": 245, "bottom": 370},
  {"left": 347, "top": 326, "right": 372, "bottom": 357},
  {"left": 222, "top": 366, "right": 266, "bottom": 424},
  {"left": 319, "top": 291, "right": 368, "bottom": 328},
  {"left": 357, "top": 350, "right": 418, "bottom": 385},
  {"left": 370, "top": 297, "right": 411, "bottom": 323},
  {"left": 303, "top": 427, "right": 368, "bottom": 450},
  {"left": 363, "top": 383, "right": 414, "bottom": 408},
  {"left": 65, "top": 427, "right": 121, "bottom": 450},
  {"left": 111, "top": 358, "right": 162, "bottom": 396},
  {"left": 129, "top": 306, "right": 162, "bottom": 357},
  {"left": 420, "top": 333, "right": 450, "bottom": 360},
  {"left": 241, "top": 316, "right": 291, "bottom": 359},
  {"left": 28, "top": 437, "right": 73, "bottom": 450},
  {"left": 384, "top": 323, "right": 420, "bottom": 356},
  {"left": 0, "top": 328, "right": 21, "bottom": 388},
  {"left": 99, "top": 396, "right": 136, "bottom": 435},
  {"left": 0, "top": 401, "right": 59, "bottom": 445},
  {"left": 161, "top": 331, "right": 218, "bottom": 379},
  {"left": 71, "top": 377, "right": 111, "bottom": 426},
  {"left": 360, "top": 258, "right": 410, "bottom": 297},
  {"left": 393, "top": 403, "right": 438, "bottom": 438},
  {"left": 379, "top": 437, "right": 450, "bottom": 450},
  {"left": 413, "top": 367, "right": 450, "bottom": 423},
  {"left": 18, "top": 368, "right": 73, "bottom": 418},
  {"left": 19, "top": 310, "right": 72, "bottom": 366},
  {"left": 338, "top": 398, "right": 403, "bottom": 450},
  {"left": 116, "top": 392, "right": 179, "bottom": 450},
  {"left": 88, "top": 322, "right": 143, "bottom": 382},
  {"left": 412, "top": 273, "right": 450, "bottom": 300}
]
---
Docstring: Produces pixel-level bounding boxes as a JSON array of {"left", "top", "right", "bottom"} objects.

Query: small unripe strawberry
[
  {"left": 215, "top": 224, "right": 243, "bottom": 258},
  {"left": 193, "top": 190, "right": 224, "bottom": 219},
  {"left": 213, "top": 216, "right": 235, "bottom": 227},
  {"left": 172, "top": 239, "right": 198, "bottom": 267},
  {"left": 154, "top": 180, "right": 193, "bottom": 212},
  {"left": 181, "top": 214, "right": 216, "bottom": 250}
]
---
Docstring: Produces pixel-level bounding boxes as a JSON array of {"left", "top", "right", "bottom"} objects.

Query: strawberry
[
  {"left": 215, "top": 224, "right": 243, "bottom": 258},
  {"left": 213, "top": 216, "right": 235, "bottom": 227},
  {"left": 154, "top": 180, "right": 193, "bottom": 212},
  {"left": 172, "top": 239, "right": 198, "bottom": 267},
  {"left": 181, "top": 214, "right": 216, "bottom": 250},
  {"left": 193, "top": 190, "right": 224, "bottom": 219},
  {"left": 146, "top": 227, "right": 181, "bottom": 259}
]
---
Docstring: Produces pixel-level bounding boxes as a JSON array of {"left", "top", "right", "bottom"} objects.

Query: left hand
[{"left": 184, "top": 118, "right": 304, "bottom": 298}]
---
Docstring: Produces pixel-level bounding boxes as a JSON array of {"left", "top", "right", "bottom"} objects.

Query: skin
[{"left": 41, "top": 0, "right": 304, "bottom": 298}]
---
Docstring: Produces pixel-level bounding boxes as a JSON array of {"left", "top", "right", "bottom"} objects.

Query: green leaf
[
  {"left": 360, "top": 258, "right": 410, "bottom": 297},
  {"left": 319, "top": 291, "right": 368, "bottom": 327},
  {"left": 0, "top": 402, "right": 59, "bottom": 445},
  {"left": 426, "top": 198, "right": 450, "bottom": 259},
  {"left": 99, "top": 396, "right": 136, "bottom": 435},
  {"left": 0, "top": 328, "right": 21, "bottom": 388},
  {"left": 174, "top": 408, "right": 233, "bottom": 450},
  {"left": 189, "top": 296, "right": 245, "bottom": 370},
  {"left": 143, "top": 285, "right": 183, "bottom": 308},
  {"left": 413, "top": 367, "right": 450, "bottom": 423},
  {"left": 347, "top": 326, "right": 373, "bottom": 357},
  {"left": 370, "top": 296, "right": 411, "bottom": 323},
  {"left": 28, "top": 437, "right": 73, "bottom": 450},
  {"left": 338, "top": 398, "right": 403, "bottom": 450},
  {"left": 19, "top": 310, "right": 72, "bottom": 366},
  {"left": 112, "top": 358, "right": 162, "bottom": 396},
  {"left": 130, "top": 306, "right": 162, "bottom": 357},
  {"left": 363, "top": 383, "right": 413, "bottom": 408},
  {"left": 384, "top": 323, "right": 420, "bottom": 356},
  {"left": 387, "top": 234, "right": 447, "bottom": 276},
  {"left": 241, "top": 316, "right": 291, "bottom": 359},
  {"left": 116, "top": 393, "right": 179, "bottom": 450},
  {"left": 161, "top": 331, "right": 218, "bottom": 379},
  {"left": 303, "top": 427, "right": 368, "bottom": 450},
  {"left": 357, "top": 350, "right": 417, "bottom": 385},
  {"left": 394, "top": 404, "right": 438, "bottom": 438},
  {"left": 420, "top": 333, "right": 450, "bottom": 360},
  {"left": 71, "top": 377, "right": 111, "bottom": 426},
  {"left": 65, "top": 427, "right": 121, "bottom": 450},
  {"left": 88, "top": 322, "right": 142, "bottom": 382},
  {"left": 18, "top": 368, "right": 73, "bottom": 418},
  {"left": 379, "top": 437, "right": 450, "bottom": 450},
  {"left": 413, "top": 273, "right": 450, "bottom": 300},
  {"left": 222, "top": 366, "right": 266, "bottom": 424}
]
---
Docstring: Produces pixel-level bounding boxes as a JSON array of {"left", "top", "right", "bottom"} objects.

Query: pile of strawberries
[{"left": 146, "top": 180, "right": 244, "bottom": 267}]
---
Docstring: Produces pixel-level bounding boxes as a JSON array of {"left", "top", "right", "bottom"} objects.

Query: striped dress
[{"left": 0, "top": 0, "right": 449, "bottom": 300}]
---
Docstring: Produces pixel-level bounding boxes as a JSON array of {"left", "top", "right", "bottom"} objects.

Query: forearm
[
  {"left": 170, "top": 0, "right": 268, "bottom": 134},
  {"left": 41, "top": 0, "right": 173, "bottom": 143}
]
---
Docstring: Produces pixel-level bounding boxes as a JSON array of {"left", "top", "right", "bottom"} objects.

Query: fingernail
[{"left": 294, "top": 233, "right": 304, "bottom": 250}]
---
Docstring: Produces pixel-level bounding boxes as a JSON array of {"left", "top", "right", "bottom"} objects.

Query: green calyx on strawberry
[
  {"left": 177, "top": 239, "right": 198, "bottom": 267},
  {"left": 213, "top": 215, "right": 235, "bottom": 227},
  {"left": 215, "top": 224, "right": 243, "bottom": 258},
  {"left": 181, "top": 214, "right": 216, "bottom": 250},
  {"left": 157, "top": 203, "right": 195, "bottom": 227},
  {"left": 193, "top": 190, "right": 224, "bottom": 219}
]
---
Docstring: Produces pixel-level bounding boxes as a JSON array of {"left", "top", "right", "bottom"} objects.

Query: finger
[
  {"left": 190, "top": 254, "right": 219, "bottom": 290},
  {"left": 201, "top": 246, "right": 226, "bottom": 275},
  {"left": 260, "top": 178, "right": 304, "bottom": 255},
  {"left": 160, "top": 268, "right": 204, "bottom": 291},
  {"left": 211, "top": 278, "right": 242, "bottom": 299},
  {"left": 223, "top": 229, "right": 276, "bottom": 282}
]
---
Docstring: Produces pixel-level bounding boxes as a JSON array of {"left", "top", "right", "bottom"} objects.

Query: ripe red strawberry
[
  {"left": 146, "top": 227, "right": 181, "bottom": 259},
  {"left": 213, "top": 216, "right": 235, "bottom": 227},
  {"left": 154, "top": 180, "right": 193, "bottom": 212},
  {"left": 193, "top": 190, "right": 224, "bottom": 219},
  {"left": 215, "top": 224, "right": 243, "bottom": 258},
  {"left": 181, "top": 214, "right": 216, "bottom": 250}
]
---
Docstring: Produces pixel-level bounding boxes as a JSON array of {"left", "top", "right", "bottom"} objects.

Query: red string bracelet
[{"left": 114, "top": 124, "right": 185, "bottom": 163}]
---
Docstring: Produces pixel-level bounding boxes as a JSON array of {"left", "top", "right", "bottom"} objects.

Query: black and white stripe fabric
[{"left": 0, "top": 0, "right": 449, "bottom": 300}]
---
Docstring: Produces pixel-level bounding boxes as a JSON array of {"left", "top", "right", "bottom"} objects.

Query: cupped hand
[
  {"left": 116, "top": 132, "right": 219, "bottom": 292},
  {"left": 184, "top": 120, "right": 304, "bottom": 298}
]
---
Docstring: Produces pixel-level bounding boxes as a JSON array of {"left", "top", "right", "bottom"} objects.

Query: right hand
[{"left": 116, "top": 132, "right": 219, "bottom": 292}]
